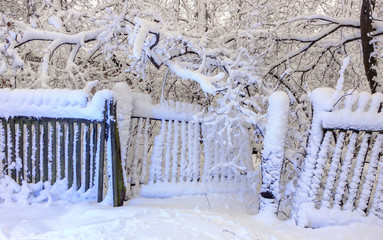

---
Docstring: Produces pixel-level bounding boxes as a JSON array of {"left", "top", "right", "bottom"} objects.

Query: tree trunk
[
  {"left": 360, "top": 0, "right": 379, "bottom": 93},
  {"left": 197, "top": 0, "right": 207, "bottom": 33}
]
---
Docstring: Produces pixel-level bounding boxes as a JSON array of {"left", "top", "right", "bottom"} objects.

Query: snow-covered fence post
[
  {"left": 260, "top": 91, "right": 289, "bottom": 213},
  {"left": 109, "top": 99, "right": 126, "bottom": 207}
]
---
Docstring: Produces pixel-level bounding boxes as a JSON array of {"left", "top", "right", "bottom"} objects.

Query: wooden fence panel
[{"left": 0, "top": 99, "right": 125, "bottom": 206}]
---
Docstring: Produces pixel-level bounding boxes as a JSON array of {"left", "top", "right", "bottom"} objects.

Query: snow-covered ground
[{"left": 1, "top": 193, "right": 383, "bottom": 240}]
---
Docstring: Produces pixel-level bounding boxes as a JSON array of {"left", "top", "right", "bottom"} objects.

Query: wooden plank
[
  {"left": 343, "top": 132, "right": 372, "bottom": 210},
  {"left": 68, "top": 122, "right": 74, "bottom": 189},
  {"left": 51, "top": 121, "right": 57, "bottom": 184},
  {"left": 308, "top": 130, "right": 333, "bottom": 203},
  {"left": 2, "top": 119, "right": 8, "bottom": 176},
  {"left": 34, "top": 120, "right": 41, "bottom": 182},
  {"left": 60, "top": 122, "right": 65, "bottom": 180},
  {"left": 91, "top": 123, "right": 97, "bottom": 187},
  {"left": 26, "top": 121, "right": 33, "bottom": 182},
  {"left": 321, "top": 130, "right": 346, "bottom": 208},
  {"left": 18, "top": 119, "right": 24, "bottom": 183},
  {"left": 42, "top": 121, "right": 49, "bottom": 182},
  {"left": 9, "top": 119, "right": 16, "bottom": 181},
  {"left": 357, "top": 133, "right": 383, "bottom": 213},
  {"left": 109, "top": 100, "right": 125, "bottom": 206},
  {"left": 75, "top": 122, "right": 82, "bottom": 190},
  {"left": 333, "top": 131, "right": 359, "bottom": 208},
  {"left": 85, "top": 122, "right": 91, "bottom": 191},
  {"left": 97, "top": 102, "right": 107, "bottom": 202}
]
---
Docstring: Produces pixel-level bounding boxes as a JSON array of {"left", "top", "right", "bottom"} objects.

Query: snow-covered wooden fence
[
  {"left": 0, "top": 87, "right": 125, "bottom": 206},
  {"left": 292, "top": 88, "right": 383, "bottom": 226},
  {"left": 115, "top": 88, "right": 255, "bottom": 198}
]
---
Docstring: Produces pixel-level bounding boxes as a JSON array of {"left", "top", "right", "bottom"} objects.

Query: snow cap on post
[
  {"left": 309, "top": 88, "right": 335, "bottom": 112},
  {"left": 260, "top": 91, "right": 289, "bottom": 214}
]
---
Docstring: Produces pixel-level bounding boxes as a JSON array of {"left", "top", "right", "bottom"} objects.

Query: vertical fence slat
[
  {"left": 140, "top": 118, "right": 150, "bottom": 184},
  {"left": 97, "top": 102, "right": 107, "bottom": 202},
  {"left": 164, "top": 120, "right": 172, "bottom": 182},
  {"left": 358, "top": 134, "right": 383, "bottom": 213},
  {"left": 192, "top": 122, "right": 200, "bottom": 182},
  {"left": 2, "top": 119, "right": 8, "bottom": 176},
  {"left": 60, "top": 121, "right": 65, "bottom": 180},
  {"left": 26, "top": 121, "right": 32, "bottom": 182},
  {"left": 51, "top": 121, "right": 57, "bottom": 184},
  {"left": 321, "top": 130, "right": 346, "bottom": 208},
  {"left": 91, "top": 123, "right": 97, "bottom": 188},
  {"left": 42, "top": 121, "right": 48, "bottom": 182},
  {"left": 171, "top": 120, "right": 180, "bottom": 183},
  {"left": 186, "top": 121, "right": 193, "bottom": 182},
  {"left": 85, "top": 122, "right": 91, "bottom": 191},
  {"left": 109, "top": 100, "right": 125, "bottom": 206},
  {"left": 75, "top": 122, "right": 82, "bottom": 190},
  {"left": 34, "top": 121, "right": 41, "bottom": 182},
  {"left": 308, "top": 130, "right": 333, "bottom": 203},
  {"left": 343, "top": 132, "right": 371, "bottom": 210},
  {"left": 132, "top": 117, "right": 144, "bottom": 185},
  {"left": 9, "top": 119, "right": 16, "bottom": 181},
  {"left": 68, "top": 121, "right": 74, "bottom": 189},
  {"left": 333, "top": 131, "right": 359, "bottom": 208},
  {"left": 19, "top": 120, "right": 25, "bottom": 183}
]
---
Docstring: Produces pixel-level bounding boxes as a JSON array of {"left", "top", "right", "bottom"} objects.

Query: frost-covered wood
[
  {"left": 260, "top": 91, "right": 289, "bottom": 213},
  {"left": 0, "top": 87, "right": 124, "bottom": 206},
  {"left": 293, "top": 88, "right": 383, "bottom": 226},
  {"left": 125, "top": 97, "right": 255, "bottom": 198}
]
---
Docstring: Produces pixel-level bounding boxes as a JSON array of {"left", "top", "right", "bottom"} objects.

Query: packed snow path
[{"left": 0, "top": 193, "right": 383, "bottom": 240}]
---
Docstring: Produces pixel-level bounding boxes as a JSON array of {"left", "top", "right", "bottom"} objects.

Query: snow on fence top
[
  {"left": 0, "top": 81, "right": 200, "bottom": 122},
  {"left": 310, "top": 88, "right": 383, "bottom": 131},
  {"left": 131, "top": 92, "right": 200, "bottom": 121},
  {"left": 0, "top": 87, "right": 114, "bottom": 120}
]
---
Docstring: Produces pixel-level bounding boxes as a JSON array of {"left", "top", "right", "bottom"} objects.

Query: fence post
[
  {"left": 260, "top": 91, "right": 289, "bottom": 214},
  {"left": 109, "top": 100, "right": 125, "bottom": 207}
]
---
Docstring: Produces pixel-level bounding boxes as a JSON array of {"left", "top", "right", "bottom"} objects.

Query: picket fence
[
  {"left": 119, "top": 91, "right": 256, "bottom": 198},
  {"left": 0, "top": 89, "right": 124, "bottom": 206},
  {"left": 4, "top": 84, "right": 382, "bottom": 228},
  {"left": 292, "top": 88, "right": 383, "bottom": 226}
]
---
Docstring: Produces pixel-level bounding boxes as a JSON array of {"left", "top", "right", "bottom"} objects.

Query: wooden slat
[
  {"left": 34, "top": 120, "right": 41, "bottom": 182},
  {"left": 308, "top": 130, "right": 333, "bottom": 203},
  {"left": 343, "top": 132, "right": 372, "bottom": 210},
  {"left": 9, "top": 119, "right": 16, "bottom": 181},
  {"left": 132, "top": 117, "right": 144, "bottom": 185},
  {"left": 51, "top": 121, "right": 57, "bottom": 184},
  {"left": 42, "top": 121, "right": 49, "bottom": 182},
  {"left": 26, "top": 121, "right": 33, "bottom": 182},
  {"left": 333, "top": 131, "right": 359, "bottom": 208},
  {"left": 358, "top": 134, "right": 383, "bottom": 213},
  {"left": 91, "top": 123, "right": 97, "bottom": 187},
  {"left": 2, "top": 119, "right": 8, "bottom": 176},
  {"left": 109, "top": 100, "right": 125, "bottom": 206},
  {"left": 321, "top": 130, "right": 346, "bottom": 208},
  {"left": 75, "top": 122, "right": 82, "bottom": 190},
  {"left": 140, "top": 118, "right": 150, "bottom": 184},
  {"left": 97, "top": 102, "right": 107, "bottom": 202},
  {"left": 59, "top": 122, "right": 65, "bottom": 180},
  {"left": 85, "top": 122, "right": 91, "bottom": 191},
  {"left": 18, "top": 120, "right": 24, "bottom": 183},
  {"left": 68, "top": 122, "right": 74, "bottom": 189}
]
